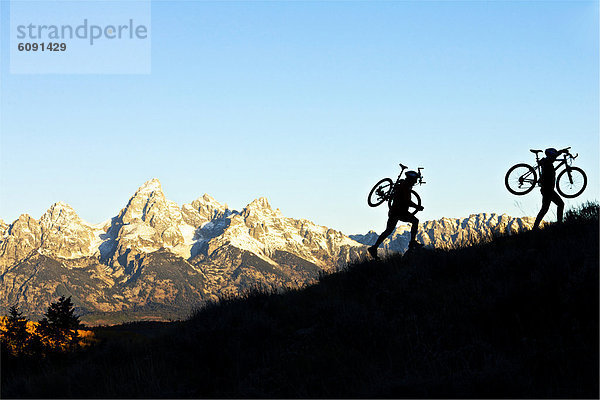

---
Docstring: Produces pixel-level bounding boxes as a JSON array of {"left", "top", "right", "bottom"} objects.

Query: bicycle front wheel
[
  {"left": 556, "top": 167, "right": 587, "bottom": 198},
  {"left": 410, "top": 190, "right": 422, "bottom": 215},
  {"left": 505, "top": 163, "right": 537, "bottom": 195},
  {"left": 368, "top": 178, "right": 393, "bottom": 207}
]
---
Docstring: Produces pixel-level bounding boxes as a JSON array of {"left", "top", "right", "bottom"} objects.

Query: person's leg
[
  {"left": 372, "top": 215, "right": 399, "bottom": 249},
  {"left": 534, "top": 193, "right": 552, "bottom": 230},
  {"left": 368, "top": 212, "right": 400, "bottom": 258},
  {"left": 399, "top": 214, "right": 421, "bottom": 247},
  {"left": 551, "top": 191, "right": 564, "bottom": 223}
]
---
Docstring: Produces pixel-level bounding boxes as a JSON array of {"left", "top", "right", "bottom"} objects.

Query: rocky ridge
[
  {"left": 0, "top": 179, "right": 363, "bottom": 323},
  {"left": 350, "top": 213, "right": 538, "bottom": 254},
  {"left": 1, "top": 179, "right": 535, "bottom": 324}
]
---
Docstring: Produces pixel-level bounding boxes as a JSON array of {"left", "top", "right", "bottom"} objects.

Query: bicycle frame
[
  {"left": 505, "top": 146, "right": 586, "bottom": 198},
  {"left": 368, "top": 163, "right": 426, "bottom": 210},
  {"left": 381, "top": 164, "right": 425, "bottom": 204},
  {"left": 529, "top": 148, "right": 579, "bottom": 187}
]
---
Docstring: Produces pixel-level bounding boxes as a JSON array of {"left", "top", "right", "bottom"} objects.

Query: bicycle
[
  {"left": 505, "top": 147, "right": 587, "bottom": 198},
  {"left": 367, "top": 163, "right": 425, "bottom": 215}
]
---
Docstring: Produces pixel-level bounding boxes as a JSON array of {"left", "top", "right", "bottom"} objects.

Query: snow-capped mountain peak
[
  {"left": 242, "top": 197, "right": 282, "bottom": 219},
  {"left": 188, "top": 193, "right": 230, "bottom": 222},
  {"left": 198, "top": 193, "right": 220, "bottom": 205},
  {"left": 39, "top": 201, "right": 80, "bottom": 228},
  {"left": 135, "top": 178, "right": 162, "bottom": 196},
  {"left": 247, "top": 197, "right": 271, "bottom": 210},
  {"left": 118, "top": 178, "right": 184, "bottom": 227}
]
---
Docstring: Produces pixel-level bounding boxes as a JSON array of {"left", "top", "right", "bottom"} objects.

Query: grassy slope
[{"left": 2, "top": 212, "right": 598, "bottom": 398}]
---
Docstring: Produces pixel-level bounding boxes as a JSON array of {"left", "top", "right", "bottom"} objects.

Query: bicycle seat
[{"left": 530, "top": 149, "right": 543, "bottom": 154}]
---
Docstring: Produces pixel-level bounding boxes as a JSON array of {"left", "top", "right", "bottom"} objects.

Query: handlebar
[
  {"left": 558, "top": 148, "right": 580, "bottom": 167},
  {"left": 397, "top": 162, "right": 426, "bottom": 185},
  {"left": 562, "top": 147, "right": 578, "bottom": 159}
]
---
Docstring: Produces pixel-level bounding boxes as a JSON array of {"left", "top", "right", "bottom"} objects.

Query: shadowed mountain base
[{"left": 2, "top": 204, "right": 598, "bottom": 398}]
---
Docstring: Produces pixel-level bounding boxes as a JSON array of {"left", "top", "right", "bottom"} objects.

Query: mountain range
[{"left": 0, "top": 179, "right": 536, "bottom": 324}]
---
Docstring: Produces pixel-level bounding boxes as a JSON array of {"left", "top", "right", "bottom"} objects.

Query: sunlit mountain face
[{"left": 0, "top": 179, "right": 535, "bottom": 324}]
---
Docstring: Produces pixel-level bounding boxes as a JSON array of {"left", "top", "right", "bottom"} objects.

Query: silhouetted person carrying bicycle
[
  {"left": 368, "top": 171, "right": 424, "bottom": 259},
  {"left": 533, "top": 147, "right": 567, "bottom": 230}
]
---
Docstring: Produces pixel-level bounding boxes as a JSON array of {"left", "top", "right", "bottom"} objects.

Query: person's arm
[
  {"left": 401, "top": 185, "right": 423, "bottom": 210},
  {"left": 412, "top": 202, "right": 424, "bottom": 211}
]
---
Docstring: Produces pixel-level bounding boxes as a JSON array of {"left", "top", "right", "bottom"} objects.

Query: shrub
[{"left": 564, "top": 201, "right": 599, "bottom": 224}]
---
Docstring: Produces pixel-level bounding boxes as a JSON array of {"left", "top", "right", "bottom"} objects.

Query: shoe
[{"left": 368, "top": 246, "right": 379, "bottom": 259}]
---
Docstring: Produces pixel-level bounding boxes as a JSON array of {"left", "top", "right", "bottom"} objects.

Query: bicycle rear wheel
[
  {"left": 556, "top": 167, "right": 587, "bottom": 198},
  {"left": 368, "top": 178, "right": 393, "bottom": 207},
  {"left": 505, "top": 163, "right": 537, "bottom": 195}
]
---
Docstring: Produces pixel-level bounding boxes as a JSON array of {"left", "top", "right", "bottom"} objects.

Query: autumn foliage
[{"left": 0, "top": 296, "right": 95, "bottom": 356}]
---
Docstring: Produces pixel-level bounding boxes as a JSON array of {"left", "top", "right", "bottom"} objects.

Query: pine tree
[
  {"left": 38, "top": 296, "right": 82, "bottom": 351},
  {"left": 3, "top": 305, "right": 29, "bottom": 355}
]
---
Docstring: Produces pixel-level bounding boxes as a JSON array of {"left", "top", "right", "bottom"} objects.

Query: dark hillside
[{"left": 2, "top": 204, "right": 598, "bottom": 398}]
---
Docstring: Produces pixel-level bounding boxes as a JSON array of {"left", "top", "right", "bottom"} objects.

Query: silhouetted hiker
[
  {"left": 533, "top": 147, "right": 567, "bottom": 230},
  {"left": 368, "top": 171, "right": 424, "bottom": 259}
]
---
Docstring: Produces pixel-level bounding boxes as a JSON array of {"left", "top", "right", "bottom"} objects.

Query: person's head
[
  {"left": 405, "top": 170, "right": 419, "bottom": 185},
  {"left": 545, "top": 148, "right": 559, "bottom": 159}
]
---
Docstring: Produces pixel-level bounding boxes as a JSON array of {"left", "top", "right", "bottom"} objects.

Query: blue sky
[{"left": 0, "top": 0, "right": 598, "bottom": 234}]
